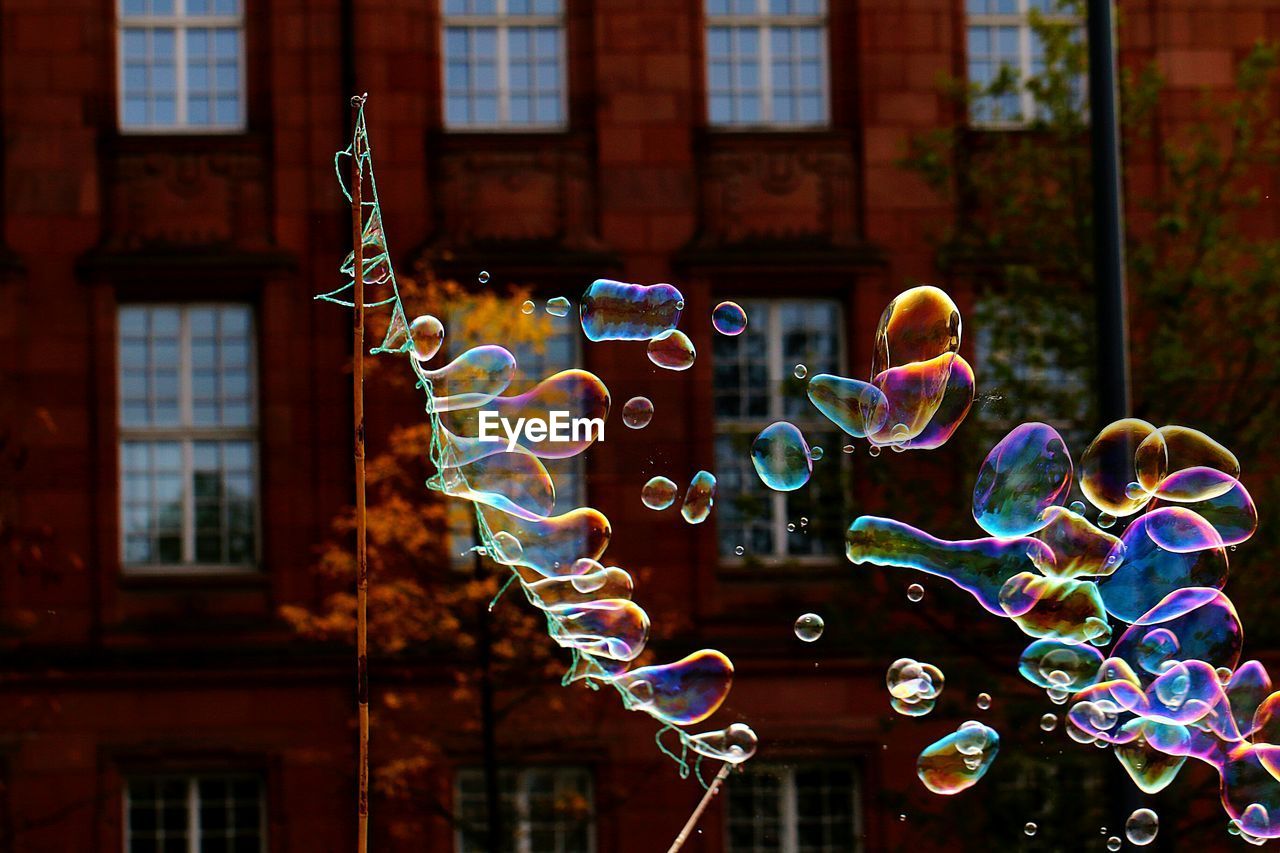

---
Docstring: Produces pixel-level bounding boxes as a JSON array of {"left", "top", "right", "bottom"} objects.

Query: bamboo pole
[
  {"left": 667, "top": 764, "right": 733, "bottom": 853},
  {"left": 350, "top": 95, "right": 370, "bottom": 853}
]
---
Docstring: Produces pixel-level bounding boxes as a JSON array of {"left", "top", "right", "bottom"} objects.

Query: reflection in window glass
[
  {"left": 726, "top": 763, "right": 860, "bottom": 852},
  {"left": 966, "top": 0, "right": 1083, "bottom": 126},
  {"left": 118, "top": 0, "right": 245, "bottom": 131},
  {"left": 714, "top": 299, "right": 845, "bottom": 560},
  {"left": 125, "top": 773, "right": 264, "bottom": 853},
  {"left": 443, "top": 0, "right": 566, "bottom": 129},
  {"left": 455, "top": 766, "right": 593, "bottom": 853},
  {"left": 119, "top": 304, "right": 258, "bottom": 570},
  {"left": 706, "top": 0, "right": 828, "bottom": 127}
]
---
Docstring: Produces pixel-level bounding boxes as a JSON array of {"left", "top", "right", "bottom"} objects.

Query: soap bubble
[
  {"left": 1070, "top": 500, "right": 1087, "bottom": 513},
  {"left": 734, "top": 545, "right": 745, "bottom": 556},
  {"left": 794, "top": 613, "right": 824, "bottom": 642},
  {"left": 1024, "top": 822, "right": 1038, "bottom": 836},
  {"left": 545, "top": 296, "right": 571, "bottom": 317},
  {"left": 794, "top": 363, "right": 807, "bottom": 379},
  {"left": 409, "top": 314, "right": 445, "bottom": 362},
  {"left": 1125, "top": 809, "right": 1158, "bottom": 846},
  {"left": 972, "top": 422, "right": 1073, "bottom": 538},
  {"left": 712, "top": 301, "right": 748, "bottom": 336},
  {"left": 622, "top": 396, "right": 654, "bottom": 429},
  {"left": 641, "top": 476, "right": 677, "bottom": 510},
  {"left": 917, "top": 721, "right": 999, "bottom": 795},
  {"left": 751, "top": 422, "right": 813, "bottom": 491},
  {"left": 977, "top": 692, "right": 992, "bottom": 710},
  {"left": 520, "top": 300, "right": 535, "bottom": 314},
  {"left": 887, "top": 657, "right": 945, "bottom": 716},
  {"left": 807, "top": 374, "right": 891, "bottom": 439},
  {"left": 1081, "top": 419, "right": 1163, "bottom": 516},
  {"left": 478, "top": 270, "right": 490, "bottom": 283},
  {"left": 680, "top": 471, "right": 716, "bottom": 525},
  {"left": 647, "top": 330, "right": 697, "bottom": 371},
  {"left": 810, "top": 445, "right": 824, "bottom": 461},
  {"left": 843, "top": 444, "right": 855, "bottom": 454},
  {"left": 1107, "top": 837, "right": 1122, "bottom": 851},
  {"left": 1040, "top": 713, "right": 1058, "bottom": 731},
  {"left": 688, "top": 722, "right": 758, "bottom": 764},
  {"left": 580, "top": 279, "right": 683, "bottom": 342},
  {"left": 907, "top": 583, "right": 924, "bottom": 602},
  {"left": 614, "top": 650, "right": 734, "bottom": 725}
]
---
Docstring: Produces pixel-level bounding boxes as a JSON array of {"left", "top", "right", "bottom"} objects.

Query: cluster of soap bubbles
[
  {"left": 750, "top": 286, "right": 975, "bottom": 494},
  {"left": 849, "top": 414, "right": 1269, "bottom": 843},
  {"left": 886, "top": 657, "right": 945, "bottom": 717},
  {"left": 641, "top": 471, "right": 718, "bottom": 526},
  {"left": 327, "top": 116, "right": 757, "bottom": 783}
]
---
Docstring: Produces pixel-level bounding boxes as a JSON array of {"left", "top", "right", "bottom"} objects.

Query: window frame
[
  {"left": 714, "top": 297, "right": 848, "bottom": 567},
  {"left": 123, "top": 772, "right": 267, "bottom": 853},
  {"left": 704, "top": 0, "right": 830, "bottom": 131},
  {"left": 453, "top": 765, "right": 596, "bottom": 853},
  {"left": 966, "top": 0, "right": 1082, "bottom": 129},
  {"left": 117, "top": 302, "right": 261, "bottom": 575},
  {"left": 441, "top": 0, "right": 570, "bottom": 132},
  {"left": 116, "top": 0, "right": 248, "bottom": 134},
  {"left": 724, "top": 762, "right": 864, "bottom": 853}
]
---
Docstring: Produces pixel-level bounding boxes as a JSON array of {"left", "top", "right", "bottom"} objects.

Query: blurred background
[{"left": 2, "top": 0, "right": 1280, "bottom": 850}]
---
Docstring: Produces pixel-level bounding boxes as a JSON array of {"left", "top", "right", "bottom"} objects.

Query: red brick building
[{"left": 1, "top": 1, "right": 1278, "bottom": 851}]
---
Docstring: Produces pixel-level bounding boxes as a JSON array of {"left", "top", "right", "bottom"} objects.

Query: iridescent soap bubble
[
  {"left": 872, "top": 285, "right": 961, "bottom": 376},
  {"left": 545, "top": 296, "right": 571, "bottom": 317},
  {"left": 520, "top": 299, "right": 535, "bottom": 315},
  {"left": 1040, "top": 713, "right": 1058, "bottom": 731},
  {"left": 751, "top": 422, "right": 813, "bottom": 492},
  {"left": 893, "top": 355, "right": 975, "bottom": 451},
  {"left": 622, "top": 396, "right": 654, "bottom": 429},
  {"left": 887, "top": 657, "right": 945, "bottom": 716},
  {"left": 1126, "top": 808, "right": 1158, "bottom": 846},
  {"left": 680, "top": 470, "right": 716, "bottom": 525},
  {"left": 1137, "top": 425, "right": 1239, "bottom": 491},
  {"left": 807, "top": 374, "right": 890, "bottom": 439},
  {"left": 1110, "top": 588, "right": 1242, "bottom": 677},
  {"left": 616, "top": 649, "right": 734, "bottom": 726},
  {"left": 907, "top": 583, "right": 924, "bottom": 602},
  {"left": 972, "top": 422, "right": 1073, "bottom": 538},
  {"left": 489, "top": 530, "right": 524, "bottom": 565},
  {"left": 917, "top": 720, "right": 999, "bottom": 795},
  {"left": 1107, "top": 837, "right": 1121, "bottom": 851},
  {"left": 846, "top": 515, "right": 1055, "bottom": 617},
  {"left": 688, "top": 722, "right": 758, "bottom": 764},
  {"left": 580, "top": 279, "right": 683, "bottom": 342},
  {"left": 1096, "top": 509, "right": 1228, "bottom": 623},
  {"left": 549, "top": 599, "right": 650, "bottom": 661},
  {"left": 712, "top": 301, "right": 748, "bottom": 336},
  {"left": 1025, "top": 822, "right": 1038, "bottom": 836},
  {"left": 1081, "top": 419, "right": 1163, "bottom": 516},
  {"left": 1018, "top": 639, "right": 1103, "bottom": 692},
  {"left": 810, "top": 446, "right": 824, "bottom": 461},
  {"left": 794, "top": 364, "right": 807, "bottom": 379},
  {"left": 977, "top": 692, "right": 992, "bottom": 710},
  {"left": 647, "top": 330, "right": 696, "bottom": 371},
  {"left": 867, "top": 353, "right": 958, "bottom": 448},
  {"left": 1034, "top": 506, "right": 1125, "bottom": 578},
  {"left": 794, "top": 613, "right": 824, "bottom": 642},
  {"left": 423, "top": 345, "right": 517, "bottom": 411},
  {"left": 478, "top": 270, "right": 490, "bottom": 283},
  {"left": 999, "top": 573, "right": 1110, "bottom": 645},
  {"left": 409, "top": 314, "right": 444, "bottom": 362},
  {"left": 641, "top": 476, "right": 677, "bottom": 510},
  {"left": 1154, "top": 471, "right": 1257, "bottom": 547},
  {"left": 525, "top": 565, "right": 633, "bottom": 609}
]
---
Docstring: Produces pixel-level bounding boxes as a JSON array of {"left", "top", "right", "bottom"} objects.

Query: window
[
  {"left": 726, "top": 763, "right": 861, "bottom": 852},
  {"left": 446, "top": 311, "right": 584, "bottom": 569},
  {"left": 125, "top": 773, "right": 265, "bottom": 853},
  {"left": 442, "top": 0, "right": 567, "bottom": 130},
  {"left": 455, "top": 766, "right": 593, "bottom": 853},
  {"left": 713, "top": 299, "right": 845, "bottom": 561},
  {"left": 119, "top": 305, "right": 258, "bottom": 571},
  {"left": 706, "top": 0, "right": 828, "bottom": 128},
  {"left": 966, "top": 0, "right": 1082, "bottom": 126},
  {"left": 118, "top": 0, "right": 246, "bottom": 132}
]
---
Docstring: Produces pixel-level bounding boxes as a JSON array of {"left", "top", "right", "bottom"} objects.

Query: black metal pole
[{"left": 1087, "top": 0, "right": 1131, "bottom": 424}]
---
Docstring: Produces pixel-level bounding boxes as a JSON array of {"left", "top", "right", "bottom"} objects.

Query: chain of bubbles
[{"left": 319, "top": 103, "right": 756, "bottom": 785}]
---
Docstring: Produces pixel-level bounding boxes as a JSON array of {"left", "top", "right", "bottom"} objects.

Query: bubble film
[
  {"left": 751, "top": 421, "right": 813, "bottom": 492},
  {"left": 917, "top": 721, "right": 1000, "bottom": 795},
  {"left": 886, "top": 657, "right": 944, "bottom": 716},
  {"left": 806, "top": 374, "right": 890, "bottom": 439},
  {"left": 1081, "top": 419, "right": 1163, "bottom": 516},
  {"left": 972, "top": 422, "right": 1073, "bottom": 538},
  {"left": 711, "top": 301, "right": 748, "bottom": 336},
  {"left": 622, "top": 396, "right": 654, "bottom": 429},
  {"left": 647, "top": 329, "right": 696, "bottom": 371},
  {"left": 325, "top": 108, "right": 747, "bottom": 787},
  {"left": 641, "top": 476, "right": 678, "bottom": 510},
  {"left": 680, "top": 470, "right": 717, "bottom": 525},
  {"left": 795, "top": 613, "right": 825, "bottom": 642},
  {"left": 579, "top": 279, "right": 683, "bottom": 342}
]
